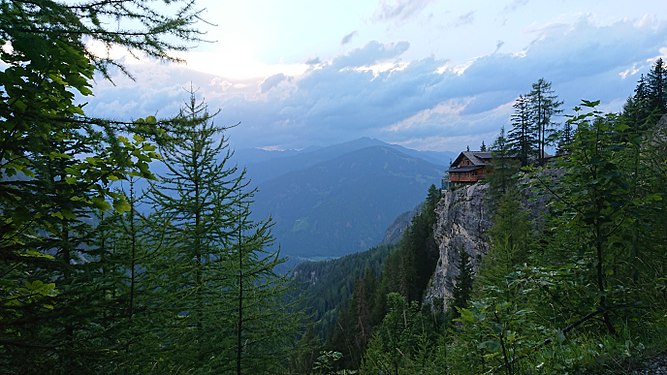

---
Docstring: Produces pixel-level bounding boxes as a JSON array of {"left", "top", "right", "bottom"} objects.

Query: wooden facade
[
  {"left": 447, "top": 151, "right": 492, "bottom": 187},
  {"left": 446, "top": 150, "right": 555, "bottom": 189}
]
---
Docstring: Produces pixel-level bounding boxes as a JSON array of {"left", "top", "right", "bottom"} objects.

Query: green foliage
[
  {"left": 449, "top": 246, "right": 473, "bottom": 319},
  {"left": 527, "top": 78, "right": 563, "bottom": 163},
  {"left": 313, "top": 350, "right": 358, "bottom": 375},
  {"left": 508, "top": 94, "right": 538, "bottom": 166},
  {"left": 292, "top": 244, "right": 393, "bottom": 340},
  {"left": 359, "top": 293, "right": 436, "bottom": 375},
  {"left": 345, "top": 68, "right": 667, "bottom": 374},
  {"left": 139, "top": 91, "right": 299, "bottom": 374}
]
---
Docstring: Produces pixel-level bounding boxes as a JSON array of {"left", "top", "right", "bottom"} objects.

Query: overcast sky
[{"left": 87, "top": 0, "right": 667, "bottom": 152}]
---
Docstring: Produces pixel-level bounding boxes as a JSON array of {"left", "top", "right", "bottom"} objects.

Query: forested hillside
[
  {"left": 291, "top": 244, "right": 393, "bottom": 339},
  {"left": 294, "top": 64, "right": 667, "bottom": 374}
]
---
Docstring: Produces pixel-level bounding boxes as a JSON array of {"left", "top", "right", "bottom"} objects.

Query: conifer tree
[
  {"left": 625, "top": 59, "right": 667, "bottom": 130},
  {"left": 229, "top": 197, "right": 298, "bottom": 375},
  {"left": 360, "top": 293, "right": 430, "bottom": 375},
  {"left": 0, "top": 1, "right": 202, "bottom": 372},
  {"left": 507, "top": 94, "right": 537, "bottom": 166},
  {"left": 145, "top": 90, "right": 242, "bottom": 371},
  {"left": 558, "top": 106, "right": 577, "bottom": 154},
  {"left": 526, "top": 78, "right": 562, "bottom": 164},
  {"left": 488, "top": 127, "right": 520, "bottom": 203},
  {"left": 449, "top": 247, "right": 473, "bottom": 319},
  {"left": 647, "top": 58, "right": 667, "bottom": 114},
  {"left": 145, "top": 90, "right": 298, "bottom": 373},
  {"left": 623, "top": 74, "right": 653, "bottom": 131}
]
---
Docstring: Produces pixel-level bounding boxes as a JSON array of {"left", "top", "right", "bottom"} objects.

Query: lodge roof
[{"left": 450, "top": 151, "right": 492, "bottom": 167}]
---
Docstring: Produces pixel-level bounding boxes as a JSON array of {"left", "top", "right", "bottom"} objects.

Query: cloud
[
  {"left": 87, "top": 18, "right": 667, "bottom": 153},
  {"left": 373, "top": 0, "right": 434, "bottom": 22},
  {"left": 332, "top": 41, "right": 410, "bottom": 69},
  {"left": 341, "top": 31, "right": 358, "bottom": 45},
  {"left": 503, "top": 0, "right": 530, "bottom": 13},
  {"left": 260, "top": 73, "right": 289, "bottom": 93},
  {"left": 455, "top": 11, "right": 476, "bottom": 27}
]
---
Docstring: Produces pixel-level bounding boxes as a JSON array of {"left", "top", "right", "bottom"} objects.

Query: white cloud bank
[{"left": 87, "top": 16, "right": 667, "bottom": 152}]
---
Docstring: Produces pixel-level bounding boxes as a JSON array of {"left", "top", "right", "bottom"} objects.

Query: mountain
[
  {"left": 238, "top": 137, "right": 455, "bottom": 184},
  {"left": 233, "top": 147, "right": 301, "bottom": 165},
  {"left": 240, "top": 138, "right": 386, "bottom": 184},
  {"left": 379, "top": 209, "right": 417, "bottom": 246},
  {"left": 251, "top": 144, "right": 445, "bottom": 258}
]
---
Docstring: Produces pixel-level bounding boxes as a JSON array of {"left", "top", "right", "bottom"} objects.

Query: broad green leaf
[
  {"left": 92, "top": 196, "right": 111, "bottom": 211},
  {"left": 113, "top": 198, "right": 131, "bottom": 213}
]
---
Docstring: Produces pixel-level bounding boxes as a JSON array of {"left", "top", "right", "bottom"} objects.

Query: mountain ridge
[
  {"left": 251, "top": 144, "right": 444, "bottom": 258},
  {"left": 239, "top": 137, "right": 454, "bottom": 184}
]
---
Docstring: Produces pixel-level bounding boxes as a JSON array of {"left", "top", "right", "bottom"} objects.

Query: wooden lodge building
[
  {"left": 443, "top": 149, "right": 555, "bottom": 190},
  {"left": 446, "top": 151, "right": 493, "bottom": 188}
]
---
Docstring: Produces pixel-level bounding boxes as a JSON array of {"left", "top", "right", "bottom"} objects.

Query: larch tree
[
  {"left": 145, "top": 90, "right": 298, "bottom": 374},
  {"left": 526, "top": 78, "right": 562, "bottom": 164},
  {"left": 0, "top": 1, "right": 202, "bottom": 372}
]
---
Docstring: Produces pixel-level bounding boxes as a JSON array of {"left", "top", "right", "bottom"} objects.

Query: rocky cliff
[
  {"left": 424, "top": 183, "right": 492, "bottom": 310},
  {"left": 424, "top": 168, "right": 559, "bottom": 311}
]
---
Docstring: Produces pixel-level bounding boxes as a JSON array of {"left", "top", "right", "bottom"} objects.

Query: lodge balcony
[{"left": 448, "top": 173, "right": 483, "bottom": 183}]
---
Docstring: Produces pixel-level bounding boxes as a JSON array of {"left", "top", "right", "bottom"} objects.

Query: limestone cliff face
[{"left": 424, "top": 183, "right": 492, "bottom": 310}]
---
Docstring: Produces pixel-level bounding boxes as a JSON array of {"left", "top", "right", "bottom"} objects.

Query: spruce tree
[
  {"left": 449, "top": 247, "right": 473, "bottom": 318},
  {"left": 488, "top": 127, "right": 520, "bottom": 203},
  {"left": 625, "top": 59, "right": 667, "bottom": 130},
  {"left": 647, "top": 58, "right": 667, "bottom": 115},
  {"left": 507, "top": 94, "right": 537, "bottom": 166},
  {"left": 623, "top": 74, "right": 653, "bottom": 131}
]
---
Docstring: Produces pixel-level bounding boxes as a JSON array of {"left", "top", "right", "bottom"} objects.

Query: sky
[{"left": 87, "top": 0, "right": 667, "bottom": 152}]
